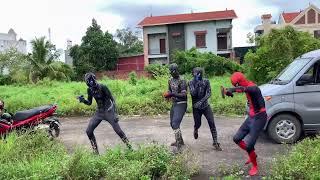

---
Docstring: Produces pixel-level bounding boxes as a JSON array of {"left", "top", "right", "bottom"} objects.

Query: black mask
[
  {"left": 169, "top": 63, "right": 179, "bottom": 78},
  {"left": 193, "top": 67, "right": 203, "bottom": 81},
  {"left": 84, "top": 73, "right": 98, "bottom": 88}
]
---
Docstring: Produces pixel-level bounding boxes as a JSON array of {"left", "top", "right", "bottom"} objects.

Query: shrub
[
  {"left": 270, "top": 137, "right": 320, "bottom": 179},
  {"left": 0, "top": 75, "right": 12, "bottom": 85},
  {"left": 144, "top": 64, "right": 170, "bottom": 78},
  {"left": 0, "top": 131, "right": 197, "bottom": 179},
  {"left": 172, "top": 48, "right": 243, "bottom": 76},
  {"left": 128, "top": 71, "right": 137, "bottom": 85},
  {"left": 244, "top": 26, "right": 320, "bottom": 84}
]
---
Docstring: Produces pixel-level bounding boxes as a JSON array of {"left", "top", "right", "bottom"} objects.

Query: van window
[
  {"left": 301, "top": 61, "right": 320, "bottom": 84},
  {"left": 272, "top": 58, "right": 312, "bottom": 84},
  {"left": 316, "top": 62, "right": 320, "bottom": 83}
]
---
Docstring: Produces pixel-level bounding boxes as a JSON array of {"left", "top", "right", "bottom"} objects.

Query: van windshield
[{"left": 270, "top": 58, "right": 312, "bottom": 85}]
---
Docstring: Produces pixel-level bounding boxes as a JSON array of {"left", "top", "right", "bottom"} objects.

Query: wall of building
[
  {"left": 148, "top": 33, "right": 167, "bottom": 54},
  {"left": 185, "top": 21, "right": 217, "bottom": 53},
  {"left": 184, "top": 20, "right": 232, "bottom": 54},
  {"left": 168, "top": 24, "right": 185, "bottom": 61},
  {"left": 0, "top": 30, "right": 27, "bottom": 54},
  {"left": 143, "top": 25, "right": 168, "bottom": 65},
  {"left": 116, "top": 55, "right": 144, "bottom": 71}
]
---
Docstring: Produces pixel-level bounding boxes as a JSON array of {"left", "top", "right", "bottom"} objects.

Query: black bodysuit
[
  {"left": 81, "top": 83, "right": 129, "bottom": 153},
  {"left": 168, "top": 77, "right": 187, "bottom": 130},
  {"left": 189, "top": 78, "right": 219, "bottom": 143}
]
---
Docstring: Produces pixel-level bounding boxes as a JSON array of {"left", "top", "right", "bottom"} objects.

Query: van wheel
[{"left": 267, "top": 114, "right": 302, "bottom": 144}]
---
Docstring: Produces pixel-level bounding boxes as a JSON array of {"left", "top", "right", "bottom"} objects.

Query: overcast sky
[{"left": 0, "top": 0, "right": 319, "bottom": 55}]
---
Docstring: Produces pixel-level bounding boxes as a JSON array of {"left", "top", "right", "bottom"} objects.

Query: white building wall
[
  {"left": 0, "top": 30, "right": 27, "bottom": 54},
  {"left": 148, "top": 34, "right": 167, "bottom": 54},
  {"left": 185, "top": 21, "right": 217, "bottom": 53}
]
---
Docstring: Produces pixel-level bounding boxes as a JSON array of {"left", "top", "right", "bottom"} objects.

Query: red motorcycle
[{"left": 0, "top": 104, "right": 61, "bottom": 138}]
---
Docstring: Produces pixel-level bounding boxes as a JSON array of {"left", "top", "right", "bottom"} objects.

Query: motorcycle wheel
[{"left": 48, "top": 120, "right": 60, "bottom": 138}]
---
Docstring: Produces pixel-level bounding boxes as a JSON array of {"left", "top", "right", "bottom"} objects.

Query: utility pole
[{"left": 48, "top": 28, "right": 51, "bottom": 43}]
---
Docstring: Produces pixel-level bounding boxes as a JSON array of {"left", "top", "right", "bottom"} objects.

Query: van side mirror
[{"left": 296, "top": 74, "right": 313, "bottom": 86}]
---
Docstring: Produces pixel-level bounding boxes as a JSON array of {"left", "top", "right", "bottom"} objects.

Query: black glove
[
  {"left": 226, "top": 90, "right": 234, "bottom": 97},
  {"left": 77, "top": 95, "right": 85, "bottom": 103}
]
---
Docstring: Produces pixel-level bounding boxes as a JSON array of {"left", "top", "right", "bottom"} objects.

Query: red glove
[{"left": 163, "top": 92, "right": 173, "bottom": 98}]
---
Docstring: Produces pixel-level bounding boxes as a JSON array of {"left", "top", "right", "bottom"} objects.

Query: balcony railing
[{"left": 148, "top": 48, "right": 166, "bottom": 55}]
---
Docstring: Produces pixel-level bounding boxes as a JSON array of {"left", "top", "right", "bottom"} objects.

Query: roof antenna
[
  {"left": 191, "top": 8, "right": 193, "bottom": 13},
  {"left": 150, "top": 5, "right": 153, "bottom": 17}
]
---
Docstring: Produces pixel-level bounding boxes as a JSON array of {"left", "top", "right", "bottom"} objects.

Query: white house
[
  {"left": 0, "top": 29, "right": 27, "bottom": 54},
  {"left": 138, "top": 10, "right": 237, "bottom": 65},
  {"left": 64, "top": 39, "right": 73, "bottom": 66},
  {"left": 254, "top": 4, "right": 320, "bottom": 38}
]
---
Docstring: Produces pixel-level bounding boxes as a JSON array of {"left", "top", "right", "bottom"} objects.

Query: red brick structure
[
  {"left": 96, "top": 54, "right": 150, "bottom": 80},
  {"left": 116, "top": 54, "right": 144, "bottom": 71}
]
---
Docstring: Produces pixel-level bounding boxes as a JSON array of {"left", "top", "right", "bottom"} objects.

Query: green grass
[
  {"left": 0, "top": 131, "right": 199, "bottom": 180},
  {"left": 0, "top": 76, "right": 246, "bottom": 116},
  {"left": 270, "top": 137, "right": 320, "bottom": 179}
]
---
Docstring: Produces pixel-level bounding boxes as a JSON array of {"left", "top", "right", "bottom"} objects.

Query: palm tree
[{"left": 28, "top": 37, "right": 73, "bottom": 83}]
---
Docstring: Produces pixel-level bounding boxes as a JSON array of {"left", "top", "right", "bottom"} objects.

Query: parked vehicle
[
  {"left": 0, "top": 104, "right": 60, "bottom": 138},
  {"left": 261, "top": 49, "right": 320, "bottom": 143}
]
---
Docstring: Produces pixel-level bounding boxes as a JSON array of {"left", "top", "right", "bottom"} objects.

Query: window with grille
[{"left": 195, "top": 33, "right": 206, "bottom": 48}]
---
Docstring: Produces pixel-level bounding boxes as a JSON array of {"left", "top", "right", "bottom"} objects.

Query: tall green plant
[
  {"left": 70, "top": 19, "right": 119, "bottom": 79},
  {"left": 172, "top": 48, "right": 243, "bottom": 76},
  {"left": 244, "top": 26, "right": 320, "bottom": 84},
  {"left": 28, "top": 37, "right": 73, "bottom": 83}
]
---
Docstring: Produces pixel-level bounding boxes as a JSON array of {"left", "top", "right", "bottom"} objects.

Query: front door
[
  {"left": 159, "top": 39, "right": 166, "bottom": 54},
  {"left": 294, "top": 60, "right": 320, "bottom": 129}
]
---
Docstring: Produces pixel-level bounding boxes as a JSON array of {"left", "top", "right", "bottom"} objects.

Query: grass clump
[{"left": 0, "top": 131, "right": 198, "bottom": 180}]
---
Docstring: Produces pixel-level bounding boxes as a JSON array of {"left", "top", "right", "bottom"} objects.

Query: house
[
  {"left": 0, "top": 29, "right": 27, "bottom": 54},
  {"left": 138, "top": 10, "right": 237, "bottom": 65},
  {"left": 254, "top": 4, "right": 320, "bottom": 38},
  {"left": 64, "top": 39, "right": 73, "bottom": 66}
]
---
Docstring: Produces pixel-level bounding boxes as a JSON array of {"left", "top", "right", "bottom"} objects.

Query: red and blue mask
[{"left": 230, "top": 72, "right": 251, "bottom": 87}]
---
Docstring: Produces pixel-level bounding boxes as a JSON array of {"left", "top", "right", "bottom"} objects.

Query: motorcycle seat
[{"left": 13, "top": 105, "right": 53, "bottom": 121}]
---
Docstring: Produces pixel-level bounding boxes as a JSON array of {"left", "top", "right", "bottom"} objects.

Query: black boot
[
  {"left": 172, "top": 129, "right": 184, "bottom": 150},
  {"left": 211, "top": 128, "right": 222, "bottom": 151},
  {"left": 194, "top": 128, "right": 198, "bottom": 139},
  {"left": 89, "top": 138, "right": 99, "bottom": 154},
  {"left": 121, "top": 137, "right": 132, "bottom": 150}
]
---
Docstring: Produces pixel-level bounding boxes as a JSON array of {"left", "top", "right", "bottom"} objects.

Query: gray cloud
[
  {"left": 100, "top": 2, "right": 191, "bottom": 29},
  {"left": 261, "top": 0, "right": 320, "bottom": 13}
]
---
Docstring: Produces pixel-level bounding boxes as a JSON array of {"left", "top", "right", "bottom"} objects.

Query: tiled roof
[
  {"left": 138, "top": 10, "right": 237, "bottom": 27},
  {"left": 282, "top": 12, "right": 301, "bottom": 23}
]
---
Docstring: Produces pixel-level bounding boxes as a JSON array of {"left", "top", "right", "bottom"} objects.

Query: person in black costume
[
  {"left": 163, "top": 63, "right": 187, "bottom": 150},
  {"left": 188, "top": 67, "right": 222, "bottom": 151},
  {"left": 78, "top": 73, "right": 131, "bottom": 154}
]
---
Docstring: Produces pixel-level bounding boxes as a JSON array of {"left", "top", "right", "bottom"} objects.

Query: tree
[
  {"left": 70, "top": 19, "right": 119, "bottom": 80},
  {"left": 244, "top": 26, "right": 320, "bottom": 84},
  {"left": 0, "top": 49, "right": 29, "bottom": 84},
  {"left": 70, "top": 44, "right": 93, "bottom": 80},
  {"left": 115, "top": 27, "right": 143, "bottom": 56},
  {"left": 28, "top": 37, "right": 73, "bottom": 83}
]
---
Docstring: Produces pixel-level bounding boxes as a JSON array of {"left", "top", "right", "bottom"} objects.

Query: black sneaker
[{"left": 213, "top": 143, "right": 222, "bottom": 151}]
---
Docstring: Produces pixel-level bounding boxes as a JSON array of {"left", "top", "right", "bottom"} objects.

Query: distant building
[
  {"left": 254, "top": 4, "right": 320, "bottom": 38},
  {"left": 0, "top": 28, "right": 27, "bottom": 54},
  {"left": 64, "top": 40, "right": 73, "bottom": 66},
  {"left": 138, "top": 9, "right": 237, "bottom": 65}
]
